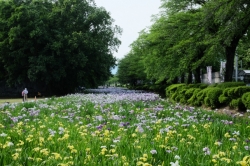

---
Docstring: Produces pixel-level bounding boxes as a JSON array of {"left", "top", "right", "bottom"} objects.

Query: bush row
[{"left": 166, "top": 82, "right": 250, "bottom": 111}]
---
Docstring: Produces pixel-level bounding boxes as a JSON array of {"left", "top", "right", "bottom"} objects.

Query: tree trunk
[
  {"left": 224, "top": 37, "right": 240, "bottom": 82},
  {"left": 223, "top": 6, "right": 250, "bottom": 82},
  {"left": 187, "top": 71, "right": 193, "bottom": 84},
  {"left": 180, "top": 74, "right": 185, "bottom": 83},
  {"left": 172, "top": 77, "right": 179, "bottom": 84},
  {"left": 194, "top": 67, "right": 201, "bottom": 83}
]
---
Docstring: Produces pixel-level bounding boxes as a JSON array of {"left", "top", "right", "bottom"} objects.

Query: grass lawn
[{"left": 0, "top": 97, "right": 44, "bottom": 105}]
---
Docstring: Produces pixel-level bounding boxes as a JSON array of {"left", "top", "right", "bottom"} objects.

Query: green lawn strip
[{"left": 0, "top": 98, "right": 44, "bottom": 104}]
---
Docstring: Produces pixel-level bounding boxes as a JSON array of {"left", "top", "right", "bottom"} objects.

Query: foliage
[
  {"left": 117, "top": 0, "right": 250, "bottom": 88},
  {"left": 117, "top": 52, "right": 146, "bottom": 87},
  {"left": 0, "top": 0, "right": 121, "bottom": 95},
  {"left": 183, "top": 88, "right": 197, "bottom": 104},
  {"left": 187, "top": 88, "right": 202, "bottom": 106},
  {"left": 219, "top": 87, "right": 237, "bottom": 105},
  {"left": 219, "top": 86, "right": 250, "bottom": 109},
  {"left": 201, "top": 0, "right": 250, "bottom": 81},
  {"left": 165, "top": 83, "right": 250, "bottom": 110},
  {"left": 195, "top": 88, "right": 211, "bottom": 106},
  {"left": 177, "top": 87, "right": 188, "bottom": 104},
  {"left": 165, "top": 84, "right": 186, "bottom": 98},
  {"left": 229, "top": 98, "right": 246, "bottom": 110},
  {"left": 106, "top": 76, "right": 119, "bottom": 86},
  {"left": 237, "top": 31, "right": 250, "bottom": 70},
  {"left": 215, "top": 82, "right": 246, "bottom": 89},
  {"left": 242, "top": 92, "right": 250, "bottom": 109},
  {"left": 187, "top": 83, "right": 208, "bottom": 89},
  {"left": 204, "top": 87, "right": 223, "bottom": 108},
  {"left": 234, "top": 86, "right": 250, "bottom": 97},
  {"left": 218, "top": 88, "right": 233, "bottom": 105},
  {"left": 116, "top": 31, "right": 148, "bottom": 88}
]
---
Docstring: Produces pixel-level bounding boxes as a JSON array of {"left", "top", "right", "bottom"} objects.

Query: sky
[{"left": 94, "top": 0, "right": 162, "bottom": 60}]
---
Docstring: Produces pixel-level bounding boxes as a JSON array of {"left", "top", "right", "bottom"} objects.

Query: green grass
[{"left": 0, "top": 97, "right": 45, "bottom": 105}]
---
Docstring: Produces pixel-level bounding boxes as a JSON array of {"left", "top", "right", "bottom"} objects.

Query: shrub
[
  {"left": 196, "top": 88, "right": 211, "bottom": 106},
  {"left": 208, "top": 83, "right": 218, "bottom": 88},
  {"left": 227, "top": 88, "right": 236, "bottom": 98},
  {"left": 178, "top": 88, "right": 189, "bottom": 104},
  {"left": 218, "top": 95, "right": 230, "bottom": 105},
  {"left": 229, "top": 98, "right": 246, "bottom": 111},
  {"left": 166, "top": 84, "right": 186, "bottom": 98},
  {"left": 185, "top": 88, "right": 197, "bottom": 100},
  {"left": 179, "top": 87, "right": 198, "bottom": 104},
  {"left": 199, "top": 84, "right": 209, "bottom": 89},
  {"left": 187, "top": 88, "right": 202, "bottom": 106},
  {"left": 216, "top": 82, "right": 246, "bottom": 89},
  {"left": 204, "top": 97, "right": 210, "bottom": 107},
  {"left": 187, "top": 83, "right": 208, "bottom": 89},
  {"left": 219, "top": 86, "right": 250, "bottom": 106},
  {"left": 166, "top": 83, "right": 248, "bottom": 110},
  {"left": 204, "top": 87, "right": 223, "bottom": 108},
  {"left": 234, "top": 86, "right": 250, "bottom": 97},
  {"left": 171, "top": 92, "right": 178, "bottom": 102},
  {"left": 219, "top": 87, "right": 235, "bottom": 105},
  {"left": 170, "top": 86, "right": 188, "bottom": 102},
  {"left": 242, "top": 92, "right": 250, "bottom": 109}
]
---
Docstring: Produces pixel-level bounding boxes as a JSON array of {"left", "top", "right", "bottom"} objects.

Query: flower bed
[{"left": 0, "top": 93, "right": 250, "bottom": 165}]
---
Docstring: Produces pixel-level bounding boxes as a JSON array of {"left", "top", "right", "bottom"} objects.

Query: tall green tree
[
  {"left": 143, "top": 9, "right": 215, "bottom": 84},
  {"left": 117, "top": 30, "right": 149, "bottom": 88},
  {"left": 237, "top": 32, "right": 250, "bottom": 69},
  {"left": 202, "top": 0, "right": 250, "bottom": 81},
  {"left": 146, "top": 0, "right": 250, "bottom": 83},
  {"left": 117, "top": 52, "right": 146, "bottom": 87},
  {"left": 0, "top": 0, "right": 121, "bottom": 95}
]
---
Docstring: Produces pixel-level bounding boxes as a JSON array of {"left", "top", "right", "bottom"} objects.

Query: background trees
[
  {"left": 117, "top": 0, "right": 250, "bottom": 92},
  {"left": 202, "top": 0, "right": 250, "bottom": 81},
  {"left": 0, "top": 0, "right": 121, "bottom": 95}
]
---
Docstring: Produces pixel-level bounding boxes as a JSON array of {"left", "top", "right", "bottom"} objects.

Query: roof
[{"left": 238, "top": 70, "right": 250, "bottom": 76}]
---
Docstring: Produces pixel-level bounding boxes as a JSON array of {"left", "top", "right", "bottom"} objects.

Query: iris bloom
[
  {"left": 170, "top": 160, "right": 180, "bottom": 166},
  {"left": 150, "top": 150, "right": 157, "bottom": 154},
  {"left": 52, "top": 153, "right": 62, "bottom": 160}
]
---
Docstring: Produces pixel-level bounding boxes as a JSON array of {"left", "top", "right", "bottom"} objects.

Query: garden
[{"left": 0, "top": 92, "right": 250, "bottom": 166}]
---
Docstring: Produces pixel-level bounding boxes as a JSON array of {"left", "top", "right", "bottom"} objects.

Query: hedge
[
  {"left": 166, "top": 84, "right": 185, "bottom": 98},
  {"left": 242, "top": 92, "right": 250, "bottom": 109},
  {"left": 204, "top": 87, "right": 223, "bottom": 109},
  {"left": 165, "top": 83, "right": 250, "bottom": 111},
  {"left": 215, "top": 82, "right": 246, "bottom": 89},
  {"left": 219, "top": 86, "right": 250, "bottom": 106},
  {"left": 230, "top": 98, "right": 246, "bottom": 110},
  {"left": 187, "top": 88, "right": 202, "bottom": 106}
]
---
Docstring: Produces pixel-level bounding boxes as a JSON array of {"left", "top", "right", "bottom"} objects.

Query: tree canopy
[
  {"left": 0, "top": 0, "right": 121, "bottom": 95},
  {"left": 117, "top": 0, "right": 250, "bottom": 91}
]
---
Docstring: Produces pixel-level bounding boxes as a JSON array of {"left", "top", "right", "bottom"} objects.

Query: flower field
[{"left": 1, "top": 93, "right": 250, "bottom": 166}]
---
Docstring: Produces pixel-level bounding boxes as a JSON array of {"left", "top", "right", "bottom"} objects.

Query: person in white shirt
[{"left": 22, "top": 88, "right": 28, "bottom": 102}]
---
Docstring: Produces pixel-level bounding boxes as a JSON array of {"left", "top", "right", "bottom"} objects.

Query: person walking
[{"left": 22, "top": 88, "right": 28, "bottom": 102}]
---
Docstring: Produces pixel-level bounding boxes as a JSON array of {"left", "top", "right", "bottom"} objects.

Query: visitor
[{"left": 22, "top": 88, "right": 28, "bottom": 102}]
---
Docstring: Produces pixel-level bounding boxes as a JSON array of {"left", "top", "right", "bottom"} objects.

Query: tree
[
  {"left": 0, "top": 0, "right": 121, "bottom": 95},
  {"left": 202, "top": 0, "right": 250, "bottom": 81},
  {"left": 117, "top": 52, "right": 146, "bottom": 87},
  {"left": 117, "top": 30, "right": 148, "bottom": 88},
  {"left": 143, "top": 9, "right": 214, "bottom": 84},
  {"left": 118, "top": 0, "right": 250, "bottom": 93},
  {"left": 144, "top": 0, "right": 250, "bottom": 83},
  {"left": 106, "top": 75, "right": 119, "bottom": 87},
  {"left": 237, "top": 32, "right": 250, "bottom": 69}
]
